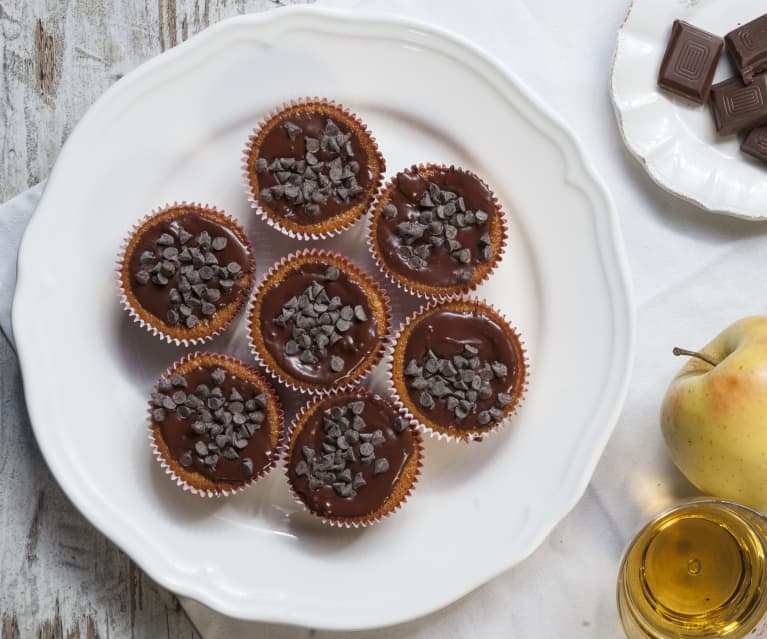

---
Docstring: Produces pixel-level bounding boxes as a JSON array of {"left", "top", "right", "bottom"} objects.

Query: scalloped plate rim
[{"left": 12, "top": 6, "right": 634, "bottom": 629}]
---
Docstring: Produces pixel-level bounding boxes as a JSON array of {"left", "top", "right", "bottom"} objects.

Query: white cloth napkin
[{"left": 3, "top": 1, "right": 766, "bottom": 637}]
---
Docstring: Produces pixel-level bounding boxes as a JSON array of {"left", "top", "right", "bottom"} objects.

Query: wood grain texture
[{"left": 0, "top": 0, "right": 310, "bottom": 636}]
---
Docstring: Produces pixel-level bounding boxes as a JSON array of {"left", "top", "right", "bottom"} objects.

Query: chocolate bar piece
[
  {"left": 742, "top": 126, "right": 767, "bottom": 163},
  {"left": 725, "top": 14, "right": 767, "bottom": 84},
  {"left": 710, "top": 74, "right": 767, "bottom": 135},
  {"left": 658, "top": 20, "right": 723, "bottom": 103}
]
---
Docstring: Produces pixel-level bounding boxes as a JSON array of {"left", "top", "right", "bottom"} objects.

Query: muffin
[
  {"left": 148, "top": 352, "right": 283, "bottom": 497},
  {"left": 248, "top": 249, "right": 390, "bottom": 394},
  {"left": 243, "top": 98, "right": 385, "bottom": 239},
  {"left": 285, "top": 388, "right": 422, "bottom": 527},
  {"left": 118, "top": 203, "right": 255, "bottom": 345},
  {"left": 390, "top": 299, "right": 527, "bottom": 442},
  {"left": 368, "top": 164, "right": 506, "bottom": 297}
]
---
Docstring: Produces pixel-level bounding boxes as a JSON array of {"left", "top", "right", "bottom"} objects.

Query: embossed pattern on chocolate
[
  {"left": 710, "top": 75, "right": 767, "bottom": 136},
  {"left": 658, "top": 20, "right": 722, "bottom": 104},
  {"left": 726, "top": 14, "right": 767, "bottom": 84},
  {"left": 742, "top": 126, "right": 767, "bottom": 163}
]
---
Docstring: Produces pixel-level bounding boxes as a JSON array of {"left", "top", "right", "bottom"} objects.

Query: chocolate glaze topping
[
  {"left": 402, "top": 309, "right": 520, "bottom": 431},
  {"left": 152, "top": 363, "right": 276, "bottom": 483},
  {"left": 259, "top": 262, "right": 379, "bottom": 386},
  {"left": 288, "top": 393, "right": 416, "bottom": 519},
  {"left": 129, "top": 211, "right": 250, "bottom": 327},
  {"left": 376, "top": 168, "right": 497, "bottom": 288},
  {"left": 254, "top": 112, "right": 374, "bottom": 226}
]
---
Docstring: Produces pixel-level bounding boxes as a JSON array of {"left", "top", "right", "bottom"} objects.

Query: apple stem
[{"left": 672, "top": 347, "right": 718, "bottom": 367}]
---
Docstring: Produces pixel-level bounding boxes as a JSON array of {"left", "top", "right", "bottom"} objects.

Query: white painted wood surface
[{"left": 0, "top": 1, "right": 309, "bottom": 636}]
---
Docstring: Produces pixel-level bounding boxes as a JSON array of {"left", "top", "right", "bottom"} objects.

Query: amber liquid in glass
[{"left": 618, "top": 501, "right": 767, "bottom": 638}]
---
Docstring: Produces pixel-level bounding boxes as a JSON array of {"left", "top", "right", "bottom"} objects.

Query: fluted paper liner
[
  {"left": 116, "top": 202, "right": 256, "bottom": 347},
  {"left": 241, "top": 97, "right": 386, "bottom": 241},
  {"left": 246, "top": 249, "right": 392, "bottom": 395},
  {"left": 388, "top": 298, "right": 529, "bottom": 443},
  {"left": 283, "top": 387, "right": 424, "bottom": 528},
  {"left": 367, "top": 163, "right": 508, "bottom": 299},
  {"left": 148, "top": 352, "right": 285, "bottom": 498}
]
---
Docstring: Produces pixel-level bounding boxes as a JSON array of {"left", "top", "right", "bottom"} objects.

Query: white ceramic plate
[
  {"left": 612, "top": 0, "right": 767, "bottom": 219},
  {"left": 13, "top": 7, "right": 633, "bottom": 630}
]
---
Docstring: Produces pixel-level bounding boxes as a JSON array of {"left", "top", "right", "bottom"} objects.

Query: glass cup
[{"left": 617, "top": 499, "right": 767, "bottom": 638}]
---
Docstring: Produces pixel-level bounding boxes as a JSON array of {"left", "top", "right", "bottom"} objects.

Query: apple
[{"left": 661, "top": 316, "right": 767, "bottom": 511}]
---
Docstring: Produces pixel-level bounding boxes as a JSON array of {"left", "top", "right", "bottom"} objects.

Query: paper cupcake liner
[
  {"left": 367, "top": 163, "right": 508, "bottom": 300},
  {"left": 241, "top": 97, "right": 386, "bottom": 241},
  {"left": 282, "top": 387, "right": 424, "bottom": 528},
  {"left": 116, "top": 201, "right": 256, "bottom": 347},
  {"left": 246, "top": 248, "right": 392, "bottom": 395},
  {"left": 147, "top": 351, "right": 285, "bottom": 498},
  {"left": 387, "top": 297, "right": 529, "bottom": 443}
]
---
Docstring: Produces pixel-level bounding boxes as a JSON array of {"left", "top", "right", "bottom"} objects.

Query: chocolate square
[
  {"left": 725, "top": 14, "right": 767, "bottom": 84},
  {"left": 742, "top": 126, "right": 767, "bottom": 163},
  {"left": 710, "top": 74, "right": 767, "bottom": 135},
  {"left": 658, "top": 20, "right": 723, "bottom": 104}
]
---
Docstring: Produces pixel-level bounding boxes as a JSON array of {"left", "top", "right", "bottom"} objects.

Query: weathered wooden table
[{"left": 0, "top": 2, "right": 308, "bottom": 636}]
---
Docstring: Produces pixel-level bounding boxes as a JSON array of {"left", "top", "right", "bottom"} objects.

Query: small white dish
[
  {"left": 612, "top": 0, "right": 767, "bottom": 219},
  {"left": 13, "top": 7, "right": 633, "bottom": 629}
]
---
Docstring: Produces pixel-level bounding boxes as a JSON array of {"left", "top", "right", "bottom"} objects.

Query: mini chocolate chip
[
  {"left": 227, "top": 262, "right": 241, "bottom": 275},
  {"left": 201, "top": 302, "right": 216, "bottom": 317},
  {"left": 414, "top": 245, "right": 431, "bottom": 260},
  {"left": 350, "top": 473, "right": 366, "bottom": 491},
  {"left": 491, "top": 362, "right": 508, "bottom": 378},
  {"left": 336, "top": 319, "right": 351, "bottom": 332},
  {"left": 204, "top": 454, "right": 219, "bottom": 467},
  {"left": 295, "top": 460, "right": 309, "bottom": 477},
  {"left": 283, "top": 121, "right": 302, "bottom": 139},
  {"left": 455, "top": 248, "right": 471, "bottom": 264},
  {"left": 166, "top": 309, "right": 179, "bottom": 325},
  {"left": 424, "top": 358, "right": 439, "bottom": 375},
  {"left": 382, "top": 203, "right": 397, "bottom": 219},
  {"left": 135, "top": 270, "right": 150, "bottom": 285},
  {"left": 300, "top": 350, "right": 318, "bottom": 365},
  {"left": 371, "top": 430, "right": 386, "bottom": 446},
  {"left": 284, "top": 340, "right": 300, "bottom": 356},
  {"left": 477, "top": 411, "right": 492, "bottom": 425},
  {"left": 393, "top": 416, "right": 406, "bottom": 433},
  {"left": 359, "top": 442, "right": 374, "bottom": 457},
  {"left": 482, "top": 245, "right": 494, "bottom": 261},
  {"left": 374, "top": 458, "right": 390, "bottom": 475},
  {"left": 330, "top": 356, "right": 344, "bottom": 372},
  {"left": 179, "top": 451, "right": 193, "bottom": 467},
  {"left": 152, "top": 408, "right": 166, "bottom": 422},
  {"left": 255, "top": 157, "right": 268, "bottom": 173},
  {"left": 475, "top": 210, "right": 489, "bottom": 223},
  {"left": 161, "top": 396, "right": 176, "bottom": 411},
  {"left": 191, "top": 420, "right": 206, "bottom": 435},
  {"left": 157, "top": 233, "right": 174, "bottom": 246},
  {"left": 456, "top": 270, "right": 472, "bottom": 284},
  {"left": 177, "top": 405, "right": 192, "bottom": 419},
  {"left": 194, "top": 441, "right": 208, "bottom": 456},
  {"left": 454, "top": 404, "right": 470, "bottom": 419},
  {"left": 185, "top": 315, "right": 198, "bottom": 328},
  {"left": 479, "top": 384, "right": 493, "bottom": 400},
  {"left": 404, "top": 360, "right": 421, "bottom": 376},
  {"left": 211, "top": 368, "right": 226, "bottom": 385},
  {"left": 348, "top": 401, "right": 364, "bottom": 415},
  {"left": 489, "top": 407, "right": 504, "bottom": 421},
  {"left": 497, "top": 393, "right": 513, "bottom": 407}
]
